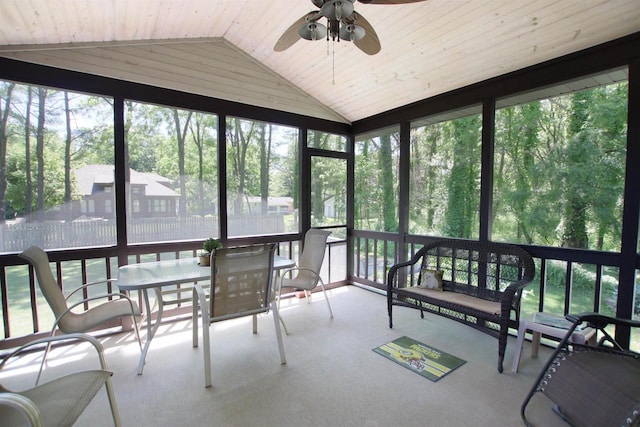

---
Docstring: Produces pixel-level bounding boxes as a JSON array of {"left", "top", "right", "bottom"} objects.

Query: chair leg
[
  {"left": 276, "top": 277, "right": 290, "bottom": 335},
  {"left": 193, "top": 286, "right": 212, "bottom": 388},
  {"left": 202, "top": 315, "right": 212, "bottom": 388},
  {"left": 271, "top": 301, "right": 286, "bottom": 365},
  {"left": 511, "top": 320, "right": 528, "bottom": 373},
  {"left": 192, "top": 287, "right": 201, "bottom": 348},
  {"left": 131, "top": 313, "right": 143, "bottom": 354},
  {"left": 35, "top": 328, "right": 57, "bottom": 386},
  {"left": 279, "top": 315, "right": 290, "bottom": 336},
  {"left": 104, "top": 376, "right": 122, "bottom": 427},
  {"left": 318, "top": 279, "right": 333, "bottom": 319},
  {"left": 121, "top": 293, "right": 143, "bottom": 354}
]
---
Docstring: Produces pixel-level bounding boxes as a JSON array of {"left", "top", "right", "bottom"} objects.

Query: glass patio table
[{"left": 117, "top": 255, "right": 294, "bottom": 374}]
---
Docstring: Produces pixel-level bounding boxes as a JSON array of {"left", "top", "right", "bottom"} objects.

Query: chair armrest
[
  {"left": 192, "top": 284, "right": 209, "bottom": 307},
  {"left": 280, "top": 267, "right": 320, "bottom": 280},
  {"left": 278, "top": 267, "right": 322, "bottom": 293},
  {"left": 0, "top": 333, "right": 109, "bottom": 373},
  {"left": 386, "top": 246, "right": 430, "bottom": 290},
  {"left": 502, "top": 278, "right": 535, "bottom": 309},
  {"left": 49, "top": 294, "right": 140, "bottom": 337},
  {"left": 279, "top": 267, "right": 295, "bottom": 280},
  {"left": 567, "top": 312, "right": 640, "bottom": 329},
  {"left": 386, "top": 260, "right": 413, "bottom": 287},
  {"left": 62, "top": 292, "right": 140, "bottom": 318},
  {"left": 0, "top": 392, "right": 42, "bottom": 427},
  {"left": 565, "top": 312, "right": 640, "bottom": 352},
  {"left": 64, "top": 278, "right": 119, "bottom": 301}
]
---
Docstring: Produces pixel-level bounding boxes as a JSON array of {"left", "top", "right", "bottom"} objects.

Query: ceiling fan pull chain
[{"left": 332, "top": 38, "right": 337, "bottom": 85}]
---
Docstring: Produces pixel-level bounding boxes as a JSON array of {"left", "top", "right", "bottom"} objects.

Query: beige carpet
[{"left": 2, "top": 286, "right": 566, "bottom": 426}]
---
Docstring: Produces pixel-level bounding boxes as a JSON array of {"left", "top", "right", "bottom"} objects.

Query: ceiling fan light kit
[
  {"left": 321, "top": 1, "right": 354, "bottom": 21},
  {"left": 274, "top": 0, "right": 428, "bottom": 55},
  {"left": 299, "top": 22, "right": 327, "bottom": 41},
  {"left": 339, "top": 24, "right": 365, "bottom": 42}
]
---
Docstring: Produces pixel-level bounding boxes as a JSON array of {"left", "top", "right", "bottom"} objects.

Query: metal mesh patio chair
[
  {"left": 521, "top": 313, "right": 640, "bottom": 427},
  {"left": 192, "top": 243, "right": 286, "bottom": 388},
  {"left": 277, "top": 229, "right": 333, "bottom": 334},
  {"left": 19, "top": 246, "right": 142, "bottom": 383},
  {"left": 0, "top": 333, "right": 121, "bottom": 426}
]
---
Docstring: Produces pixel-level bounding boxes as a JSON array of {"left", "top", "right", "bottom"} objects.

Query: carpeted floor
[{"left": 2, "top": 285, "right": 567, "bottom": 426}]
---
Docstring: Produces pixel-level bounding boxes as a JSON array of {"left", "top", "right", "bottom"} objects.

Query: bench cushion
[{"left": 403, "top": 287, "right": 502, "bottom": 316}]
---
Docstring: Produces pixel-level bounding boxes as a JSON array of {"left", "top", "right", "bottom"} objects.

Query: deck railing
[
  {"left": 0, "top": 236, "right": 347, "bottom": 350},
  {"left": 350, "top": 230, "right": 639, "bottom": 350},
  {"left": 2, "top": 229, "right": 636, "bottom": 351}
]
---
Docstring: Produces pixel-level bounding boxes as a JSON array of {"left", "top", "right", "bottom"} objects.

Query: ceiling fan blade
[
  {"left": 358, "top": 0, "right": 428, "bottom": 4},
  {"left": 274, "top": 11, "right": 322, "bottom": 52},
  {"left": 347, "top": 12, "right": 381, "bottom": 55}
]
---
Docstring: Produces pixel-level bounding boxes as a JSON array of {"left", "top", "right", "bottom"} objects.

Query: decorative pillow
[{"left": 419, "top": 268, "right": 444, "bottom": 291}]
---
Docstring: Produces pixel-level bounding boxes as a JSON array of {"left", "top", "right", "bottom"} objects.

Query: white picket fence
[{"left": 0, "top": 214, "right": 288, "bottom": 251}]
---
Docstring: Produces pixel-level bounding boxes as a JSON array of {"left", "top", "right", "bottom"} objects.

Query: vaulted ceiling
[{"left": 0, "top": 0, "right": 639, "bottom": 124}]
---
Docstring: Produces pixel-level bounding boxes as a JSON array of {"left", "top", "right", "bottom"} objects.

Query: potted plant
[{"left": 198, "top": 237, "right": 222, "bottom": 266}]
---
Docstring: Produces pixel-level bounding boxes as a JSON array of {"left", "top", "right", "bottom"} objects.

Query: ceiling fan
[{"left": 274, "top": 0, "right": 429, "bottom": 55}]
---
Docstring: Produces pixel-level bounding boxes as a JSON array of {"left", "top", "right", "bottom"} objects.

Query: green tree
[
  {"left": 562, "top": 92, "right": 591, "bottom": 248},
  {"left": 0, "top": 82, "right": 15, "bottom": 222},
  {"left": 172, "top": 108, "right": 193, "bottom": 217},
  {"left": 189, "top": 112, "right": 217, "bottom": 215},
  {"left": 24, "top": 86, "right": 33, "bottom": 218},
  {"left": 444, "top": 116, "right": 480, "bottom": 238},
  {"left": 355, "top": 138, "right": 374, "bottom": 229},
  {"left": 379, "top": 134, "right": 397, "bottom": 232},
  {"left": 63, "top": 91, "right": 73, "bottom": 219},
  {"left": 585, "top": 84, "right": 627, "bottom": 250},
  {"left": 227, "top": 117, "right": 256, "bottom": 215},
  {"left": 259, "top": 122, "right": 271, "bottom": 215},
  {"left": 310, "top": 132, "right": 326, "bottom": 222},
  {"left": 35, "top": 87, "right": 47, "bottom": 221}
]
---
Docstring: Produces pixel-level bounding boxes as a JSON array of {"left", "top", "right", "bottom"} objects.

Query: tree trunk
[
  {"left": 36, "top": 88, "right": 47, "bottom": 222},
  {"left": 0, "top": 83, "right": 15, "bottom": 223},
  {"left": 64, "top": 92, "right": 72, "bottom": 220},
  {"left": 173, "top": 109, "right": 192, "bottom": 217},
  {"left": 379, "top": 134, "right": 396, "bottom": 232},
  {"left": 259, "top": 123, "right": 271, "bottom": 215}
]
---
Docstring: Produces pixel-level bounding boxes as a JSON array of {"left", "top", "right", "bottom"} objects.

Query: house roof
[
  {"left": 0, "top": 1, "right": 638, "bottom": 124},
  {"left": 75, "top": 164, "right": 179, "bottom": 198}
]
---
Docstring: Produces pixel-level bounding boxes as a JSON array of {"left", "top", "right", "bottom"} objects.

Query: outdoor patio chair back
[
  {"left": 209, "top": 244, "right": 275, "bottom": 318},
  {"left": 277, "top": 229, "right": 333, "bottom": 333},
  {"left": 192, "top": 243, "right": 286, "bottom": 387}
]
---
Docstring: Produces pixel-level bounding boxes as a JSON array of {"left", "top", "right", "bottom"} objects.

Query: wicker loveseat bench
[{"left": 387, "top": 239, "right": 535, "bottom": 373}]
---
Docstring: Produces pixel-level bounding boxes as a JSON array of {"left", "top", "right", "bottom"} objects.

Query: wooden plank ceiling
[{"left": 0, "top": 0, "right": 638, "bottom": 124}]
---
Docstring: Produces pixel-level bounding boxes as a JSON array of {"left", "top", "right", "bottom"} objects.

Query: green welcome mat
[{"left": 373, "top": 336, "right": 466, "bottom": 382}]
